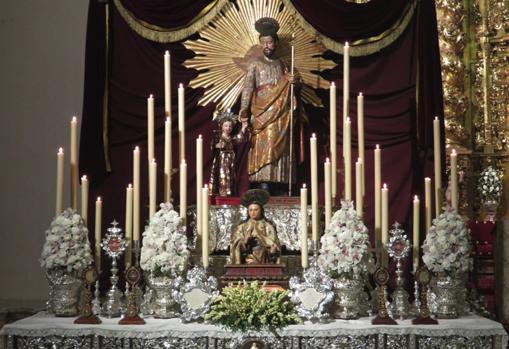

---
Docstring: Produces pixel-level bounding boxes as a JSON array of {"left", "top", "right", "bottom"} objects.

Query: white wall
[{"left": 0, "top": 1, "right": 88, "bottom": 303}]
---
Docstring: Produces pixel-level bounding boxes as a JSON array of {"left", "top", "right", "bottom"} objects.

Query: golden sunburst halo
[{"left": 183, "top": 0, "right": 335, "bottom": 112}]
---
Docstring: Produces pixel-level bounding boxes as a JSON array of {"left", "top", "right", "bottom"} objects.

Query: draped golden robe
[
  {"left": 230, "top": 218, "right": 281, "bottom": 264},
  {"left": 240, "top": 57, "right": 293, "bottom": 184}
]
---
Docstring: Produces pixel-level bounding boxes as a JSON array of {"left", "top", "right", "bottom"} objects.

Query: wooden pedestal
[{"left": 221, "top": 264, "right": 289, "bottom": 289}]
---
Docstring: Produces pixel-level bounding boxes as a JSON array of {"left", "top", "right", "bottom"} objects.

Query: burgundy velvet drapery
[
  {"left": 289, "top": 0, "right": 411, "bottom": 42},
  {"left": 80, "top": 0, "right": 444, "bottom": 252}
]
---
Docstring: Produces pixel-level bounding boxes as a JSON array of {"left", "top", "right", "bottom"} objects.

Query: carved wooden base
[
  {"left": 412, "top": 315, "right": 439, "bottom": 325},
  {"left": 74, "top": 315, "right": 101, "bottom": 324},
  {"left": 119, "top": 314, "right": 146, "bottom": 325},
  {"left": 372, "top": 314, "right": 398, "bottom": 325},
  {"left": 221, "top": 264, "right": 289, "bottom": 288}
]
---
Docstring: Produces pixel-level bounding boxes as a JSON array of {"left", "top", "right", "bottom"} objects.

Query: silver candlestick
[
  {"left": 92, "top": 280, "right": 101, "bottom": 315},
  {"left": 101, "top": 220, "right": 127, "bottom": 318},
  {"left": 387, "top": 222, "right": 412, "bottom": 319},
  {"left": 412, "top": 279, "right": 420, "bottom": 314}
]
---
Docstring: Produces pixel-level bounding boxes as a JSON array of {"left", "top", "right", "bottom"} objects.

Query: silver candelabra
[
  {"left": 387, "top": 222, "right": 412, "bottom": 319},
  {"left": 101, "top": 220, "right": 127, "bottom": 318}
]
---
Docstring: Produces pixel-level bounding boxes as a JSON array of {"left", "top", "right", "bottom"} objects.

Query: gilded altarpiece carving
[{"left": 436, "top": 0, "right": 509, "bottom": 324}]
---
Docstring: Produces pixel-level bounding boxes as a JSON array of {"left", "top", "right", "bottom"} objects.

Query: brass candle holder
[
  {"left": 412, "top": 266, "right": 438, "bottom": 325},
  {"left": 74, "top": 266, "right": 101, "bottom": 324},
  {"left": 371, "top": 266, "right": 397, "bottom": 325}
]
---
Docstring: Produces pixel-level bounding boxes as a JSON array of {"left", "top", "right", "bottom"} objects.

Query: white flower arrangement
[
  {"left": 40, "top": 208, "right": 93, "bottom": 273},
  {"left": 422, "top": 207, "right": 472, "bottom": 274},
  {"left": 140, "top": 203, "right": 189, "bottom": 277},
  {"left": 478, "top": 166, "right": 502, "bottom": 203},
  {"left": 318, "top": 201, "right": 372, "bottom": 277}
]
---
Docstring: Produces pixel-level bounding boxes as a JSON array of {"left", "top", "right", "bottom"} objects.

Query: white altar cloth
[{"left": 1, "top": 312, "right": 507, "bottom": 348}]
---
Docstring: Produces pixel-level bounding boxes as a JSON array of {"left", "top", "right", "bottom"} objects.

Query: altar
[{"left": 1, "top": 312, "right": 507, "bottom": 349}]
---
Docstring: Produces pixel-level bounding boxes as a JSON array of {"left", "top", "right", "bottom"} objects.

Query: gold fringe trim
[
  {"left": 281, "top": 0, "right": 417, "bottom": 56},
  {"left": 112, "top": 0, "right": 230, "bottom": 42}
]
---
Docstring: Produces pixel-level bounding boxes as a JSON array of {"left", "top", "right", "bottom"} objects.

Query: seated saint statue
[{"left": 230, "top": 189, "right": 281, "bottom": 264}]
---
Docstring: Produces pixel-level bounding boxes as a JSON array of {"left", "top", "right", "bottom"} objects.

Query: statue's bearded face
[
  {"left": 248, "top": 203, "right": 262, "bottom": 220},
  {"left": 259, "top": 35, "right": 277, "bottom": 58}
]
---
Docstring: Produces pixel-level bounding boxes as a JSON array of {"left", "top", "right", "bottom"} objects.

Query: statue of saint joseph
[{"left": 239, "top": 17, "right": 297, "bottom": 193}]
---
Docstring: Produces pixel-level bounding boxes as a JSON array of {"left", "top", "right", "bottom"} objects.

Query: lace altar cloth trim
[{"left": 0, "top": 312, "right": 507, "bottom": 342}]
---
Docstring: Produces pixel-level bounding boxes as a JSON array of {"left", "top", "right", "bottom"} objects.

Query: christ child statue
[{"left": 208, "top": 110, "right": 247, "bottom": 197}]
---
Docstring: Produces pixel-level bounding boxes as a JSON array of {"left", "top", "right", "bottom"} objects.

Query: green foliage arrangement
[{"left": 205, "top": 281, "right": 302, "bottom": 331}]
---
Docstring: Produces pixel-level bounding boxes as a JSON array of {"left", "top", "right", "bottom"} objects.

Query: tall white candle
[
  {"left": 357, "top": 93, "right": 365, "bottom": 196},
  {"left": 180, "top": 160, "right": 187, "bottom": 223},
  {"left": 164, "top": 117, "right": 172, "bottom": 203},
  {"left": 310, "top": 134, "right": 319, "bottom": 243},
  {"left": 330, "top": 82, "right": 337, "bottom": 201},
  {"left": 413, "top": 195, "right": 420, "bottom": 271},
  {"left": 343, "top": 42, "right": 350, "bottom": 130},
  {"left": 381, "top": 184, "right": 389, "bottom": 268},
  {"left": 81, "top": 175, "right": 89, "bottom": 225},
  {"left": 147, "top": 94, "right": 155, "bottom": 165},
  {"left": 451, "top": 149, "right": 458, "bottom": 210},
  {"left": 149, "top": 159, "right": 157, "bottom": 219},
  {"left": 164, "top": 51, "right": 172, "bottom": 119},
  {"left": 55, "top": 148, "right": 64, "bottom": 216},
  {"left": 94, "top": 197, "right": 102, "bottom": 271},
  {"left": 70, "top": 116, "right": 78, "bottom": 210},
  {"left": 433, "top": 117, "right": 442, "bottom": 216},
  {"left": 125, "top": 184, "right": 133, "bottom": 267},
  {"left": 196, "top": 135, "right": 203, "bottom": 237},
  {"left": 133, "top": 146, "right": 140, "bottom": 241},
  {"left": 164, "top": 50, "right": 172, "bottom": 204},
  {"left": 202, "top": 185, "right": 209, "bottom": 268},
  {"left": 324, "top": 158, "right": 331, "bottom": 229},
  {"left": 344, "top": 117, "right": 352, "bottom": 201},
  {"left": 300, "top": 184, "right": 308, "bottom": 268},
  {"left": 374, "top": 145, "right": 381, "bottom": 248},
  {"left": 178, "top": 83, "right": 185, "bottom": 163},
  {"left": 356, "top": 159, "right": 362, "bottom": 218},
  {"left": 425, "top": 177, "right": 432, "bottom": 234}
]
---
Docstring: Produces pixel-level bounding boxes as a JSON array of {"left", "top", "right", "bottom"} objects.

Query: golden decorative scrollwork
[
  {"left": 472, "top": 0, "right": 509, "bottom": 152},
  {"left": 435, "top": 0, "right": 469, "bottom": 148},
  {"left": 182, "top": 0, "right": 335, "bottom": 111}
]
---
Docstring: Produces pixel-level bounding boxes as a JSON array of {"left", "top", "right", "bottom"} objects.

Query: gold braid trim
[
  {"left": 112, "top": 0, "right": 230, "bottom": 42},
  {"left": 281, "top": 0, "right": 417, "bottom": 56}
]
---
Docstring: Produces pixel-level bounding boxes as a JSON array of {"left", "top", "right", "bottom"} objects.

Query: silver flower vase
[
  {"left": 147, "top": 275, "right": 178, "bottom": 318},
  {"left": 46, "top": 269, "right": 83, "bottom": 317},
  {"left": 432, "top": 273, "right": 464, "bottom": 319},
  {"left": 332, "top": 273, "right": 365, "bottom": 319}
]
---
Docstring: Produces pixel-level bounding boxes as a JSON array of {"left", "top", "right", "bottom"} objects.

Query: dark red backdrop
[{"left": 80, "top": 0, "right": 444, "bottom": 253}]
